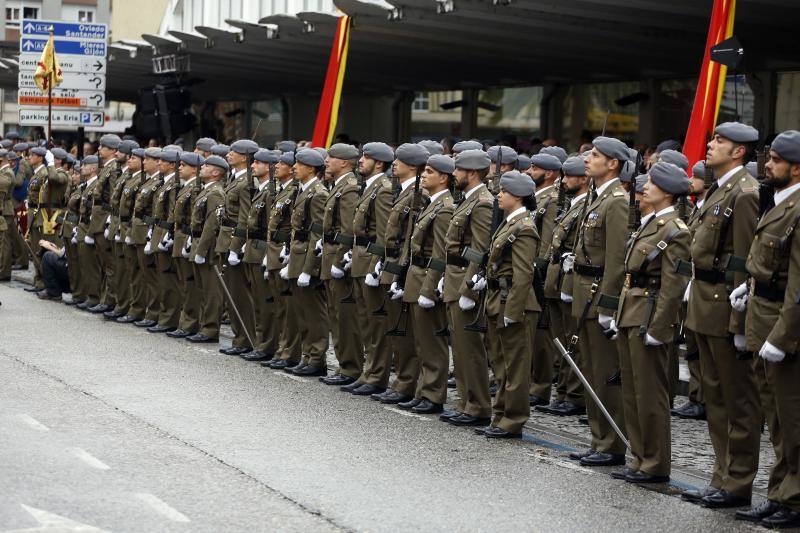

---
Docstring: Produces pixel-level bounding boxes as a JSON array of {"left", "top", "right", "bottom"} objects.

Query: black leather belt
[
  {"left": 119, "top": 215, "right": 131, "bottom": 222},
  {"left": 693, "top": 267, "right": 726, "bottom": 284},
  {"left": 101, "top": 203, "right": 112, "bottom": 211},
  {"left": 191, "top": 229, "right": 203, "bottom": 238},
  {"left": 142, "top": 215, "right": 156, "bottom": 225},
  {"left": 334, "top": 233, "right": 354, "bottom": 246},
  {"left": 247, "top": 229, "right": 266, "bottom": 240},
  {"left": 179, "top": 223, "right": 191, "bottom": 234},
  {"left": 233, "top": 227, "right": 248, "bottom": 238},
  {"left": 626, "top": 271, "right": 661, "bottom": 289},
  {"left": 488, "top": 277, "right": 512, "bottom": 290},
  {"left": 253, "top": 239, "right": 268, "bottom": 250},
  {"left": 322, "top": 232, "right": 337, "bottom": 244},
  {"left": 271, "top": 229, "right": 291, "bottom": 243},
  {"left": 66, "top": 213, "right": 80, "bottom": 224},
  {"left": 354, "top": 236, "right": 371, "bottom": 247},
  {"left": 411, "top": 255, "right": 428, "bottom": 268},
  {"left": 157, "top": 220, "right": 172, "bottom": 230},
  {"left": 220, "top": 217, "right": 237, "bottom": 228},
  {"left": 446, "top": 254, "right": 469, "bottom": 268},
  {"left": 294, "top": 229, "right": 309, "bottom": 242},
  {"left": 754, "top": 281, "right": 785, "bottom": 302},
  {"left": 30, "top": 202, "right": 57, "bottom": 209},
  {"left": 574, "top": 263, "right": 604, "bottom": 277}
]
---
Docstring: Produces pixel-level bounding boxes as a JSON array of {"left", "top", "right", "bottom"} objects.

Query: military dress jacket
[
  {"left": 442, "top": 183, "right": 494, "bottom": 303},
  {"left": 0, "top": 165, "right": 13, "bottom": 218},
  {"left": 571, "top": 178, "right": 628, "bottom": 320},
  {"left": 486, "top": 210, "right": 541, "bottom": 322},
  {"left": 77, "top": 178, "right": 99, "bottom": 240},
  {"left": 616, "top": 210, "right": 691, "bottom": 343},
  {"left": 1, "top": 164, "right": 22, "bottom": 216},
  {"left": 242, "top": 181, "right": 274, "bottom": 265},
  {"left": 744, "top": 186, "right": 800, "bottom": 354},
  {"left": 27, "top": 165, "right": 50, "bottom": 226},
  {"left": 352, "top": 173, "right": 393, "bottom": 278},
  {"left": 131, "top": 173, "right": 163, "bottom": 245},
  {"left": 107, "top": 167, "right": 130, "bottom": 240},
  {"left": 320, "top": 172, "right": 359, "bottom": 281},
  {"left": 403, "top": 190, "right": 454, "bottom": 302},
  {"left": 59, "top": 185, "right": 82, "bottom": 240},
  {"left": 533, "top": 184, "right": 560, "bottom": 257},
  {"left": 265, "top": 180, "right": 298, "bottom": 271},
  {"left": 189, "top": 181, "right": 225, "bottom": 259},
  {"left": 150, "top": 173, "right": 181, "bottom": 248},
  {"left": 118, "top": 171, "right": 145, "bottom": 243},
  {"left": 288, "top": 178, "right": 328, "bottom": 279},
  {"left": 172, "top": 177, "right": 201, "bottom": 259},
  {"left": 214, "top": 170, "right": 251, "bottom": 255},
  {"left": 685, "top": 167, "right": 759, "bottom": 337},
  {"left": 379, "top": 182, "right": 428, "bottom": 285},
  {"left": 543, "top": 194, "right": 586, "bottom": 300},
  {"left": 88, "top": 159, "right": 118, "bottom": 235}
]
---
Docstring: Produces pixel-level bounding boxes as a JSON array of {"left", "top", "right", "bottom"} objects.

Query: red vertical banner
[
  {"left": 682, "top": 0, "right": 737, "bottom": 167},
  {"left": 311, "top": 16, "right": 352, "bottom": 148}
]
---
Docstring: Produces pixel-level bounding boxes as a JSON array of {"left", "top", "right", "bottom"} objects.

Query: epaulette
[
  {"left": 612, "top": 190, "right": 625, "bottom": 197},
  {"left": 346, "top": 176, "right": 358, "bottom": 186},
  {"left": 379, "top": 177, "right": 393, "bottom": 189},
  {"left": 674, "top": 218, "right": 688, "bottom": 231},
  {"left": 741, "top": 185, "right": 758, "bottom": 193}
]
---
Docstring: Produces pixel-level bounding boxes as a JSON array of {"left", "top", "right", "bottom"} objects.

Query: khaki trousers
[
  {"left": 78, "top": 240, "right": 101, "bottom": 306},
  {"left": 412, "top": 302, "right": 448, "bottom": 404},
  {"left": 221, "top": 258, "right": 255, "bottom": 349},
  {"left": 766, "top": 353, "right": 800, "bottom": 512},
  {"left": 94, "top": 233, "right": 114, "bottom": 307},
  {"left": 155, "top": 252, "right": 180, "bottom": 328},
  {"left": 125, "top": 244, "right": 146, "bottom": 320},
  {"left": 245, "top": 263, "right": 276, "bottom": 354},
  {"left": 270, "top": 272, "right": 302, "bottom": 362},
  {"left": 447, "top": 301, "right": 491, "bottom": 417},
  {"left": 295, "top": 279, "right": 329, "bottom": 368},
  {"left": 553, "top": 300, "right": 584, "bottom": 405},
  {"left": 352, "top": 279, "right": 393, "bottom": 389},
  {"left": 327, "top": 276, "right": 364, "bottom": 379},
  {"left": 754, "top": 357, "right": 786, "bottom": 501},
  {"left": 192, "top": 260, "right": 222, "bottom": 339},
  {"left": 64, "top": 239, "right": 84, "bottom": 302},
  {"left": 529, "top": 308, "right": 556, "bottom": 401},
  {"left": 137, "top": 245, "right": 160, "bottom": 322},
  {"left": 112, "top": 240, "right": 130, "bottom": 315},
  {"left": 176, "top": 257, "right": 200, "bottom": 334}
]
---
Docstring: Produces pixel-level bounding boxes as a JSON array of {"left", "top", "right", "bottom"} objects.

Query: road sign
[
  {"left": 19, "top": 108, "right": 105, "bottom": 127},
  {"left": 18, "top": 53, "right": 106, "bottom": 73},
  {"left": 20, "top": 38, "right": 105, "bottom": 56},
  {"left": 21, "top": 20, "right": 107, "bottom": 41},
  {"left": 19, "top": 71, "right": 105, "bottom": 91},
  {"left": 18, "top": 88, "right": 105, "bottom": 108}
]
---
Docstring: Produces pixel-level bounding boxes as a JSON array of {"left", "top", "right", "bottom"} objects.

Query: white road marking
[
  {"left": 68, "top": 448, "right": 110, "bottom": 470},
  {"left": 526, "top": 450, "right": 597, "bottom": 475},
  {"left": 3, "top": 504, "right": 108, "bottom": 532},
  {"left": 135, "top": 493, "right": 190, "bottom": 523},
  {"left": 383, "top": 406, "right": 432, "bottom": 421},
  {"left": 17, "top": 414, "right": 49, "bottom": 431},
  {"left": 276, "top": 372, "right": 307, "bottom": 383}
]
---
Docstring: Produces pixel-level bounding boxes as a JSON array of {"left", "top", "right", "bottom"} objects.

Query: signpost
[{"left": 17, "top": 19, "right": 108, "bottom": 130}]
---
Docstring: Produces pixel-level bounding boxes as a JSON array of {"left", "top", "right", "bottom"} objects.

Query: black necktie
[{"left": 705, "top": 182, "right": 719, "bottom": 201}]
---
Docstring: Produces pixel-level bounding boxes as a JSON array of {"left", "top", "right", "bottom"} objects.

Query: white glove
[
  {"left": 729, "top": 282, "right": 748, "bottom": 312},
  {"left": 45, "top": 150, "right": 55, "bottom": 167},
  {"left": 331, "top": 265, "right": 345, "bottom": 279},
  {"left": 297, "top": 272, "right": 311, "bottom": 287},
  {"left": 561, "top": 252, "right": 575, "bottom": 273},
  {"left": 261, "top": 254, "right": 268, "bottom": 270},
  {"left": 645, "top": 333, "right": 664, "bottom": 346},
  {"left": 458, "top": 295, "right": 476, "bottom": 311},
  {"left": 279, "top": 265, "right": 289, "bottom": 280},
  {"left": 84, "top": 235, "right": 95, "bottom": 245},
  {"left": 436, "top": 277, "right": 444, "bottom": 297},
  {"left": 279, "top": 245, "right": 289, "bottom": 265},
  {"left": 114, "top": 233, "right": 121, "bottom": 242},
  {"left": 146, "top": 227, "right": 152, "bottom": 242},
  {"left": 390, "top": 281, "right": 404, "bottom": 300},
  {"left": 503, "top": 316, "right": 517, "bottom": 327},
  {"left": 418, "top": 295, "right": 435, "bottom": 309},
  {"left": 560, "top": 291, "right": 573, "bottom": 303},
  {"left": 158, "top": 234, "right": 173, "bottom": 252},
  {"left": 104, "top": 227, "right": 110, "bottom": 238},
  {"left": 759, "top": 340, "right": 786, "bottom": 363},
  {"left": 227, "top": 250, "right": 241, "bottom": 266},
  {"left": 373, "top": 259, "right": 384, "bottom": 277},
  {"left": 683, "top": 280, "right": 692, "bottom": 303},
  {"left": 241, "top": 243, "right": 247, "bottom": 255},
  {"left": 365, "top": 272, "right": 380, "bottom": 286},
  {"left": 193, "top": 254, "right": 205, "bottom": 265},
  {"left": 603, "top": 318, "right": 618, "bottom": 340},
  {"left": 598, "top": 314, "right": 613, "bottom": 330},
  {"left": 263, "top": 268, "right": 269, "bottom": 280},
  {"left": 342, "top": 250, "right": 353, "bottom": 271},
  {"left": 314, "top": 238, "right": 323, "bottom": 257},
  {"left": 182, "top": 236, "right": 192, "bottom": 259},
  {"left": 144, "top": 241, "right": 153, "bottom": 255},
  {"left": 71, "top": 235, "right": 78, "bottom": 245},
  {"left": 125, "top": 235, "right": 132, "bottom": 245},
  {"left": 470, "top": 274, "right": 487, "bottom": 291},
  {"left": 734, "top": 334, "right": 747, "bottom": 352}
]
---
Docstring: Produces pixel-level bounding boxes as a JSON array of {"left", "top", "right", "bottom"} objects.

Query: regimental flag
[
  {"left": 311, "top": 16, "right": 352, "bottom": 148},
  {"left": 33, "top": 30, "right": 63, "bottom": 94},
  {"left": 683, "top": 0, "right": 737, "bottom": 167}
]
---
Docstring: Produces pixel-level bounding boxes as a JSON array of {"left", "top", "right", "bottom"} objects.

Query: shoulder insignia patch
[
  {"left": 741, "top": 186, "right": 758, "bottom": 193},
  {"left": 612, "top": 191, "right": 625, "bottom": 197},
  {"left": 675, "top": 219, "right": 688, "bottom": 230}
]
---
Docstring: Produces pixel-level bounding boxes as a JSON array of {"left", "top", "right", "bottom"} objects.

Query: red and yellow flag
[
  {"left": 311, "top": 16, "right": 352, "bottom": 148},
  {"left": 683, "top": 0, "right": 736, "bottom": 167},
  {"left": 33, "top": 30, "right": 63, "bottom": 94}
]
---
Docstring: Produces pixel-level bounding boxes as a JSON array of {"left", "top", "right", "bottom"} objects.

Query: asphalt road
[{"left": 0, "top": 282, "right": 760, "bottom": 532}]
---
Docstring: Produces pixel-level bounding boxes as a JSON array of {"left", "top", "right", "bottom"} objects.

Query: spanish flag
[
  {"left": 311, "top": 16, "right": 352, "bottom": 148},
  {"left": 683, "top": 0, "right": 736, "bottom": 167},
  {"left": 33, "top": 29, "right": 63, "bottom": 94}
]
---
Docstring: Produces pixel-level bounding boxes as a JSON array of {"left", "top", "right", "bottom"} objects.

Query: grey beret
[
  {"left": 562, "top": 156, "right": 585, "bottom": 177},
  {"left": 163, "top": 144, "right": 182, "bottom": 152},
  {"left": 82, "top": 155, "right": 99, "bottom": 165},
  {"left": 427, "top": 154, "right": 455, "bottom": 174},
  {"left": 117, "top": 139, "right": 139, "bottom": 155},
  {"left": 620, "top": 160, "right": 637, "bottom": 184},
  {"left": 0, "top": 140, "right": 12, "bottom": 149},
  {"left": 418, "top": 140, "right": 444, "bottom": 156},
  {"left": 715, "top": 122, "right": 759, "bottom": 143},
  {"left": 13, "top": 143, "right": 27, "bottom": 152},
  {"left": 746, "top": 161, "right": 757, "bottom": 178},
  {"left": 771, "top": 130, "right": 800, "bottom": 164},
  {"left": 530, "top": 153, "right": 562, "bottom": 171},
  {"left": 658, "top": 149, "right": 689, "bottom": 170},
  {"left": 205, "top": 155, "right": 229, "bottom": 172},
  {"left": 31, "top": 147, "right": 47, "bottom": 156},
  {"left": 649, "top": 162, "right": 690, "bottom": 195},
  {"left": 328, "top": 143, "right": 360, "bottom": 160},
  {"left": 254, "top": 149, "right": 280, "bottom": 164},
  {"left": 158, "top": 150, "right": 181, "bottom": 163},
  {"left": 210, "top": 144, "right": 229, "bottom": 157},
  {"left": 180, "top": 152, "right": 205, "bottom": 167},
  {"left": 593, "top": 136, "right": 630, "bottom": 162},
  {"left": 516, "top": 154, "right": 531, "bottom": 171},
  {"left": 99, "top": 134, "right": 121, "bottom": 149},
  {"left": 0, "top": 149, "right": 8, "bottom": 158},
  {"left": 539, "top": 146, "right": 568, "bottom": 163},
  {"left": 691, "top": 161, "right": 705, "bottom": 179},
  {"left": 5, "top": 131, "right": 20, "bottom": 139},
  {"left": 362, "top": 142, "right": 394, "bottom": 163},
  {"left": 655, "top": 139, "right": 681, "bottom": 153},
  {"left": 144, "top": 147, "right": 162, "bottom": 159},
  {"left": 499, "top": 170, "right": 536, "bottom": 197},
  {"left": 279, "top": 151, "right": 295, "bottom": 166},
  {"left": 230, "top": 139, "right": 260, "bottom": 155},
  {"left": 6, "top": 151, "right": 19, "bottom": 160},
  {"left": 195, "top": 137, "right": 216, "bottom": 152},
  {"left": 395, "top": 143, "right": 430, "bottom": 167},
  {"left": 634, "top": 174, "right": 648, "bottom": 194},
  {"left": 131, "top": 148, "right": 146, "bottom": 159},
  {"left": 276, "top": 140, "right": 297, "bottom": 153},
  {"left": 295, "top": 147, "right": 325, "bottom": 167},
  {"left": 488, "top": 145, "right": 518, "bottom": 165},
  {"left": 65, "top": 154, "right": 76, "bottom": 165},
  {"left": 455, "top": 149, "right": 491, "bottom": 170},
  {"left": 50, "top": 147, "right": 68, "bottom": 160},
  {"left": 452, "top": 140, "right": 483, "bottom": 153}
]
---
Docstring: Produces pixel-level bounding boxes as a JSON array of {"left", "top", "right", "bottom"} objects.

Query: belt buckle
[{"left": 624, "top": 273, "right": 631, "bottom": 289}]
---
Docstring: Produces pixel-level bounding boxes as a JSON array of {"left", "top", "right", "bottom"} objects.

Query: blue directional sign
[
  {"left": 20, "top": 38, "right": 105, "bottom": 56},
  {"left": 21, "top": 20, "right": 106, "bottom": 41}
]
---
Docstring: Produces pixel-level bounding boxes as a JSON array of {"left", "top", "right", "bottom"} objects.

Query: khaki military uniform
[
  {"left": 172, "top": 177, "right": 202, "bottom": 334},
  {"left": 151, "top": 173, "right": 182, "bottom": 328},
  {"left": 266, "top": 180, "right": 301, "bottom": 363},
  {"left": 26, "top": 164, "right": 52, "bottom": 288},
  {"left": 108, "top": 166, "right": 132, "bottom": 316},
  {"left": 9, "top": 159, "right": 30, "bottom": 268},
  {"left": 190, "top": 181, "right": 225, "bottom": 339},
  {"left": 681, "top": 200, "right": 705, "bottom": 407},
  {"left": 0, "top": 164, "right": 14, "bottom": 279},
  {"left": 132, "top": 172, "right": 163, "bottom": 322},
  {"left": 119, "top": 171, "right": 147, "bottom": 320},
  {"left": 744, "top": 186, "right": 800, "bottom": 510},
  {"left": 616, "top": 209, "right": 690, "bottom": 476},
  {"left": 77, "top": 177, "right": 102, "bottom": 306},
  {"left": 59, "top": 181, "right": 84, "bottom": 302},
  {"left": 486, "top": 209, "right": 541, "bottom": 433},
  {"left": 89, "top": 159, "right": 119, "bottom": 306},
  {"left": 685, "top": 167, "right": 761, "bottom": 499},
  {"left": 403, "top": 189, "right": 453, "bottom": 404},
  {"left": 320, "top": 172, "right": 362, "bottom": 378},
  {"left": 571, "top": 178, "right": 628, "bottom": 456},
  {"left": 443, "top": 183, "right": 494, "bottom": 418},
  {"left": 288, "top": 177, "right": 330, "bottom": 368}
]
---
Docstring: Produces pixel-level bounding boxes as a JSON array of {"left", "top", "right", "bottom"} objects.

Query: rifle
[
  {"left": 555, "top": 171, "right": 567, "bottom": 219},
  {"left": 627, "top": 151, "right": 641, "bottom": 234},
  {"left": 756, "top": 146, "right": 773, "bottom": 216}
]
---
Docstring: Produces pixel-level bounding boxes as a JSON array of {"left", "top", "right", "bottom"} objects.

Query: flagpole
[{"left": 47, "top": 27, "right": 53, "bottom": 146}]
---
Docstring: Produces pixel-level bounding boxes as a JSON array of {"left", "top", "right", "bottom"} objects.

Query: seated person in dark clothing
[{"left": 37, "top": 239, "right": 70, "bottom": 301}]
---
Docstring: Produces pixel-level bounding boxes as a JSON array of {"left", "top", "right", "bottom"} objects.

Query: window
[
  {"left": 78, "top": 10, "right": 94, "bottom": 22},
  {"left": 5, "top": 7, "right": 20, "bottom": 25},
  {"left": 23, "top": 7, "right": 38, "bottom": 19},
  {"left": 412, "top": 92, "right": 430, "bottom": 112},
  {"left": 775, "top": 71, "right": 800, "bottom": 134}
]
